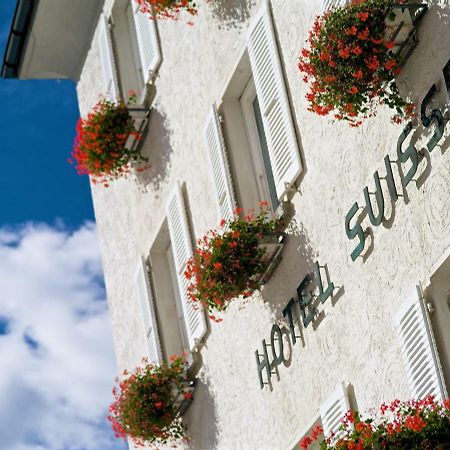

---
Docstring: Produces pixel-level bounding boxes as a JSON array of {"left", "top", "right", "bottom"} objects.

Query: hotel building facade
[{"left": 3, "top": 0, "right": 450, "bottom": 448}]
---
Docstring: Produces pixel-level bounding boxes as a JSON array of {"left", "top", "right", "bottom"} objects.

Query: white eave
[{"left": 9, "top": 0, "right": 105, "bottom": 81}]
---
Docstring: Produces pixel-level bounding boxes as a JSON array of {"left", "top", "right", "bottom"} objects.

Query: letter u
[{"left": 363, "top": 171, "right": 385, "bottom": 226}]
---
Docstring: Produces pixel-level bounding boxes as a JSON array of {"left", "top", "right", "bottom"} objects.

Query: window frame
[
  {"left": 240, "top": 77, "right": 279, "bottom": 212},
  {"left": 165, "top": 241, "right": 190, "bottom": 354}
]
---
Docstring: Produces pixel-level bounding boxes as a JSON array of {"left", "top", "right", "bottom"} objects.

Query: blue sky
[{"left": 0, "top": 2, "right": 127, "bottom": 450}]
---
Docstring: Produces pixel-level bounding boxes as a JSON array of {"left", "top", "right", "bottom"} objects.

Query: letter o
[{"left": 270, "top": 324, "right": 284, "bottom": 366}]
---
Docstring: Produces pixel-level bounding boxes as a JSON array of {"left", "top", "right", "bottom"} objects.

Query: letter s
[
  {"left": 345, "top": 202, "right": 365, "bottom": 262},
  {"left": 421, "top": 84, "right": 445, "bottom": 152}
]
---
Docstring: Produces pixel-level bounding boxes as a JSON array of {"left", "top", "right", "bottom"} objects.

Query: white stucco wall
[{"left": 77, "top": 1, "right": 450, "bottom": 449}]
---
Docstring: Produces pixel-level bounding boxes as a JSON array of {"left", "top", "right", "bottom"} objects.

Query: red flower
[
  {"left": 298, "top": 0, "right": 413, "bottom": 125},
  {"left": 184, "top": 208, "right": 282, "bottom": 316},
  {"left": 69, "top": 98, "right": 148, "bottom": 186},
  {"left": 384, "top": 59, "right": 397, "bottom": 71},
  {"left": 299, "top": 436, "right": 312, "bottom": 450},
  {"left": 137, "top": 0, "right": 199, "bottom": 21},
  {"left": 370, "top": 37, "right": 384, "bottom": 45},
  {"left": 357, "top": 12, "right": 369, "bottom": 21},
  {"left": 339, "top": 47, "right": 351, "bottom": 59},
  {"left": 345, "top": 26, "right": 358, "bottom": 36},
  {"left": 358, "top": 28, "right": 369, "bottom": 41}
]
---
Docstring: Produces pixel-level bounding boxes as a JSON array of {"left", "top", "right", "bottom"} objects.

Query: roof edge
[{"left": 1, "top": 0, "right": 37, "bottom": 79}]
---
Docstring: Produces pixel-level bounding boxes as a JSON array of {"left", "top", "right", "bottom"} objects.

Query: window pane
[{"left": 252, "top": 95, "right": 279, "bottom": 210}]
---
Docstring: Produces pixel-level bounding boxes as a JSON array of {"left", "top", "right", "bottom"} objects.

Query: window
[
  {"left": 319, "top": 382, "right": 352, "bottom": 442},
  {"left": 241, "top": 77, "right": 279, "bottom": 211},
  {"left": 134, "top": 183, "right": 208, "bottom": 364},
  {"left": 287, "top": 383, "right": 349, "bottom": 449},
  {"left": 97, "top": 0, "right": 161, "bottom": 104},
  {"left": 204, "top": 0, "right": 302, "bottom": 221}
]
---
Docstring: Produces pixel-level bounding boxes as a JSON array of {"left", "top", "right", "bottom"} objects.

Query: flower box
[
  {"left": 252, "top": 233, "right": 285, "bottom": 287},
  {"left": 185, "top": 206, "right": 284, "bottom": 318},
  {"left": 108, "top": 355, "right": 192, "bottom": 447},
  {"left": 385, "top": 3, "right": 428, "bottom": 67},
  {"left": 298, "top": 0, "right": 426, "bottom": 126},
  {"left": 135, "top": 0, "right": 199, "bottom": 20},
  {"left": 300, "top": 396, "right": 450, "bottom": 450},
  {"left": 172, "top": 379, "right": 196, "bottom": 416},
  {"left": 126, "top": 105, "right": 151, "bottom": 155},
  {"left": 69, "top": 98, "right": 149, "bottom": 186}
]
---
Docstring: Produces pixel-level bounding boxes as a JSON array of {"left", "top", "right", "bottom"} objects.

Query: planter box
[
  {"left": 125, "top": 105, "right": 151, "bottom": 154},
  {"left": 385, "top": 3, "right": 428, "bottom": 67},
  {"left": 253, "top": 233, "right": 285, "bottom": 287},
  {"left": 172, "top": 380, "right": 196, "bottom": 416}
]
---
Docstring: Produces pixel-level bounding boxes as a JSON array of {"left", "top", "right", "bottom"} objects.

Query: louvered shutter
[
  {"left": 98, "top": 15, "right": 119, "bottom": 101},
  {"left": 205, "top": 105, "right": 236, "bottom": 222},
  {"left": 247, "top": 0, "right": 302, "bottom": 201},
  {"left": 323, "top": 0, "right": 346, "bottom": 10},
  {"left": 135, "top": 257, "right": 162, "bottom": 364},
  {"left": 166, "top": 184, "right": 207, "bottom": 351},
  {"left": 394, "top": 286, "right": 447, "bottom": 403},
  {"left": 130, "top": 0, "right": 161, "bottom": 84},
  {"left": 320, "top": 383, "right": 350, "bottom": 441}
]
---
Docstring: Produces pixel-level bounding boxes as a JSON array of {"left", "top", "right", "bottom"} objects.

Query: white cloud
[{"left": 0, "top": 222, "right": 127, "bottom": 450}]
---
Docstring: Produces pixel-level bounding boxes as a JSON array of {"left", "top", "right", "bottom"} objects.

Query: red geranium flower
[{"left": 298, "top": 0, "right": 412, "bottom": 127}]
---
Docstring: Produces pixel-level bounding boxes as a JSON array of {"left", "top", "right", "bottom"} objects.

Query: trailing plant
[
  {"left": 184, "top": 203, "right": 283, "bottom": 319},
  {"left": 69, "top": 97, "right": 148, "bottom": 187},
  {"left": 298, "top": 0, "right": 415, "bottom": 127},
  {"left": 135, "top": 0, "right": 199, "bottom": 21},
  {"left": 300, "top": 396, "right": 450, "bottom": 449},
  {"left": 108, "top": 355, "right": 192, "bottom": 448}
]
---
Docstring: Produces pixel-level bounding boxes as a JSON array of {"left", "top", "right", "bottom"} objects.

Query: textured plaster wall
[{"left": 77, "top": 1, "right": 450, "bottom": 449}]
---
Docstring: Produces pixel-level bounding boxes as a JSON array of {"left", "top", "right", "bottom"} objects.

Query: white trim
[
  {"left": 205, "top": 104, "right": 236, "bottom": 222},
  {"left": 130, "top": 0, "right": 161, "bottom": 85},
  {"left": 166, "top": 183, "right": 208, "bottom": 351},
  {"left": 241, "top": 78, "right": 277, "bottom": 212},
  {"left": 135, "top": 257, "right": 162, "bottom": 364},
  {"left": 98, "top": 14, "right": 120, "bottom": 101}
]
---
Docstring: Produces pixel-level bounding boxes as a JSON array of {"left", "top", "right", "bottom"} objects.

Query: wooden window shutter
[
  {"left": 205, "top": 105, "right": 236, "bottom": 222},
  {"left": 135, "top": 257, "right": 162, "bottom": 364},
  {"left": 320, "top": 383, "right": 351, "bottom": 441},
  {"left": 166, "top": 183, "right": 207, "bottom": 351},
  {"left": 394, "top": 286, "right": 447, "bottom": 403},
  {"left": 130, "top": 0, "right": 161, "bottom": 84},
  {"left": 247, "top": 0, "right": 303, "bottom": 201},
  {"left": 98, "top": 15, "right": 120, "bottom": 101}
]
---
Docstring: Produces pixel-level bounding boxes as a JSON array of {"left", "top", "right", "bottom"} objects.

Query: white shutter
[
  {"left": 131, "top": 0, "right": 161, "bottom": 84},
  {"left": 98, "top": 15, "right": 119, "bottom": 101},
  {"left": 247, "top": 0, "right": 302, "bottom": 201},
  {"left": 323, "top": 0, "right": 346, "bottom": 11},
  {"left": 205, "top": 105, "right": 236, "bottom": 222},
  {"left": 135, "top": 257, "right": 162, "bottom": 364},
  {"left": 320, "top": 383, "right": 350, "bottom": 441},
  {"left": 166, "top": 184, "right": 207, "bottom": 351},
  {"left": 394, "top": 286, "right": 447, "bottom": 403}
]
